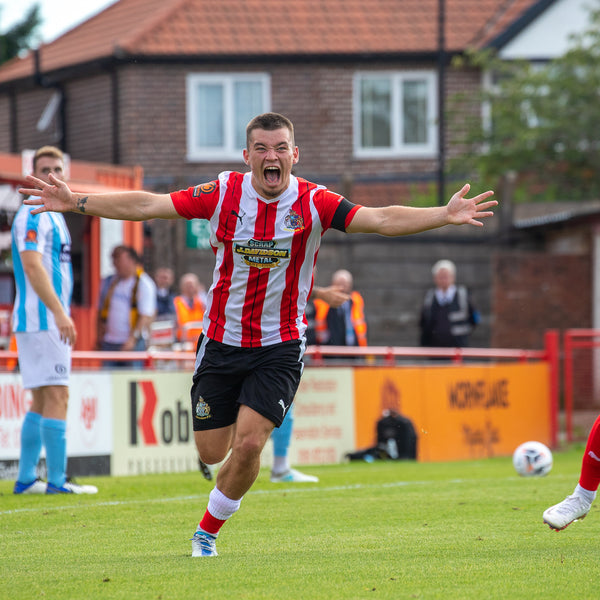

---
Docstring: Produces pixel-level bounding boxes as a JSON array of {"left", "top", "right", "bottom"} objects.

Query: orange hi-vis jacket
[
  {"left": 313, "top": 291, "right": 367, "bottom": 346},
  {"left": 173, "top": 295, "right": 205, "bottom": 341}
]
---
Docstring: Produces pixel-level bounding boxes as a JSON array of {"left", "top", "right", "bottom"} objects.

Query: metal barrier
[
  {"left": 0, "top": 330, "right": 561, "bottom": 445},
  {"left": 563, "top": 329, "right": 600, "bottom": 443}
]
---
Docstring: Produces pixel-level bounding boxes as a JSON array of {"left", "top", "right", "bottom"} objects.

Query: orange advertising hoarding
[{"left": 353, "top": 363, "right": 551, "bottom": 462}]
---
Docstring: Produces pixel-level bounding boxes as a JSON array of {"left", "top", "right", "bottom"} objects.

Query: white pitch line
[
  {"left": 0, "top": 479, "right": 434, "bottom": 515},
  {"left": 0, "top": 473, "right": 570, "bottom": 516}
]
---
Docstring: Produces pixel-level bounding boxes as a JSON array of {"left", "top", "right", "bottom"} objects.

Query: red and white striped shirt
[{"left": 171, "top": 171, "right": 359, "bottom": 348}]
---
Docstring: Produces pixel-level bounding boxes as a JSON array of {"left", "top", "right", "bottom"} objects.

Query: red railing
[
  {"left": 563, "top": 329, "right": 600, "bottom": 443},
  {"left": 0, "top": 330, "right": 561, "bottom": 445}
]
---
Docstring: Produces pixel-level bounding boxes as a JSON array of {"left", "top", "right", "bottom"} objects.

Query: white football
[{"left": 512, "top": 441, "right": 553, "bottom": 477}]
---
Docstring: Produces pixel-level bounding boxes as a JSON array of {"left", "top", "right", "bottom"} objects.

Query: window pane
[
  {"left": 234, "top": 81, "right": 264, "bottom": 149},
  {"left": 360, "top": 78, "right": 391, "bottom": 148},
  {"left": 403, "top": 80, "right": 428, "bottom": 144},
  {"left": 195, "top": 84, "right": 224, "bottom": 148}
]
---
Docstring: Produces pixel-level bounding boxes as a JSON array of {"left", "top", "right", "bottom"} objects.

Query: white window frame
[
  {"left": 353, "top": 70, "right": 438, "bottom": 159},
  {"left": 186, "top": 73, "right": 271, "bottom": 162}
]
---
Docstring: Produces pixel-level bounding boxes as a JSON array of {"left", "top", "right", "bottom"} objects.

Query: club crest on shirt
[
  {"left": 234, "top": 239, "right": 290, "bottom": 269},
  {"left": 25, "top": 229, "right": 37, "bottom": 243},
  {"left": 195, "top": 397, "right": 211, "bottom": 420},
  {"left": 59, "top": 243, "right": 71, "bottom": 263},
  {"left": 193, "top": 181, "right": 217, "bottom": 197},
  {"left": 283, "top": 210, "right": 304, "bottom": 232}
]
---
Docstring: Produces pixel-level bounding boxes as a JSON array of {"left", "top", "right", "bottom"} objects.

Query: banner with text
[
  {"left": 260, "top": 367, "right": 355, "bottom": 468},
  {"left": 353, "top": 363, "right": 551, "bottom": 462},
  {"left": 111, "top": 371, "right": 197, "bottom": 476},
  {"left": 0, "top": 372, "right": 112, "bottom": 479}
]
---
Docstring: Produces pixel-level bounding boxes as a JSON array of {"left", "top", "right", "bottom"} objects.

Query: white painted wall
[
  {"left": 499, "top": 0, "right": 593, "bottom": 59},
  {"left": 100, "top": 219, "right": 124, "bottom": 278}
]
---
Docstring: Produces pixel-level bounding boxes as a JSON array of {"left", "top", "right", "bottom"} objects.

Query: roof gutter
[{"left": 0, "top": 49, "right": 465, "bottom": 92}]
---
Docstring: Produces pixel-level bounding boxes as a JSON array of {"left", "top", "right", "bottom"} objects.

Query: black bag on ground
[
  {"left": 346, "top": 410, "right": 417, "bottom": 461},
  {"left": 376, "top": 413, "right": 417, "bottom": 459}
]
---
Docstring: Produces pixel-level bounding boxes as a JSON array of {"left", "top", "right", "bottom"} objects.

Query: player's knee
[
  {"left": 195, "top": 432, "right": 231, "bottom": 464},
  {"left": 233, "top": 434, "right": 266, "bottom": 461},
  {"left": 197, "top": 446, "right": 227, "bottom": 465}
]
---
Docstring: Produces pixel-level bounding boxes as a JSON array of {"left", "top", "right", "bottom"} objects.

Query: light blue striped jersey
[{"left": 11, "top": 202, "right": 73, "bottom": 333}]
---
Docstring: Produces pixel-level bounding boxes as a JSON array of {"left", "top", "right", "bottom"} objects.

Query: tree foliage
[
  {"left": 0, "top": 4, "right": 42, "bottom": 65},
  {"left": 449, "top": 6, "right": 600, "bottom": 202}
]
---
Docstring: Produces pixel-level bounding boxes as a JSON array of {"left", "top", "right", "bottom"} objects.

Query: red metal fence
[
  {"left": 563, "top": 329, "right": 600, "bottom": 443},
  {"left": 0, "top": 330, "right": 562, "bottom": 447}
]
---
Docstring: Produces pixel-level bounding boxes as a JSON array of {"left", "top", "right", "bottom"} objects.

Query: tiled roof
[{"left": 0, "top": 0, "right": 546, "bottom": 84}]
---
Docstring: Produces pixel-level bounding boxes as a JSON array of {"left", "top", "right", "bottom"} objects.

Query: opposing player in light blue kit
[{"left": 12, "top": 146, "right": 97, "bottom": 495}]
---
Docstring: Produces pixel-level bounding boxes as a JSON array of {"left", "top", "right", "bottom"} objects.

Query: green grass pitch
[{"left": 0, "top": 446, "right": 596, "bottom": 599}]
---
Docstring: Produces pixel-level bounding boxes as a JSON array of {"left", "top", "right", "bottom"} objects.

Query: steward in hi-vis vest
[{"left": 313, "top": 289, "right": 367, "bottom": 347}]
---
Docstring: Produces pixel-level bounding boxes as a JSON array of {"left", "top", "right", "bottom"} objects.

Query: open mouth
[{"left": 264, "top": 166, "right": 281, "bottom": 185}]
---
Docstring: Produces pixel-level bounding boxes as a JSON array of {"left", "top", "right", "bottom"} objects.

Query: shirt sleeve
[
  {"left": 137, "top": 274, "right": 158, "bottom": 317},
  {"left": 331, "top": 198, "right": 361, "bottom": 232},
  {"left": 170, "top": 179, "right": 221, "bottom": 220},
  {"left": 16, "top": 207, "right": 47, "bottom": 254},
  {"left": 314, "top": 189, "right": 362, "bottom": 232}
]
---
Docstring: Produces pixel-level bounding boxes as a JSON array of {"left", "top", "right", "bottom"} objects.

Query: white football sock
[
  {"left": 272, "top": 455, "right": 290, "bottom": 474},
  {"left": 206, "top": 486, "right": 243, "bottom": 521},
  {"left": 574, "top": 484, "right": 596, "bottom": 504}
]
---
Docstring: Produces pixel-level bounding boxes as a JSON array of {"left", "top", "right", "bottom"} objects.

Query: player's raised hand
[
  {"left": 446, "top": 184, "right": 496, "bottom": 227},
  {"left": 19, "top": 172, "right": 75, "bottom": 215}
]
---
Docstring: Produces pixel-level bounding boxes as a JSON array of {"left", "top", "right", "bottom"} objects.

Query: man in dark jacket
[{"left": 419, "top": 259, "right": 479, "bottom": 348}]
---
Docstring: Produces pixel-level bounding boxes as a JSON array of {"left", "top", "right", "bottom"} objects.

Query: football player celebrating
[{"left": 21, "top": 112, "right": 496, "bottom": 556}]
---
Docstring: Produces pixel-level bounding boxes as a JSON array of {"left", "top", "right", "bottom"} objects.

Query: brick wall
[
  {"left": 0, "top": 95, "right": 9, "bottom": 152},
  {"left": 66, "top": 74, "right": 114, "bottom": 163},
  {"left": 492, "top": 252, "right": 592, "bottom": 349},
  {"left": 0, "top": 60, "right": 482, "bottom": 194},
  {"left": 111, "top": 61, "right": 482, "bottom": 194},
  {"left": 12, "top": 87, "right": 59, "bottom": 152}
]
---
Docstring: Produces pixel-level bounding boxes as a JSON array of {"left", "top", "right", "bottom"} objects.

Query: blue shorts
[{"left": 191, "top": 335, "right": 304, "bottom": 431}]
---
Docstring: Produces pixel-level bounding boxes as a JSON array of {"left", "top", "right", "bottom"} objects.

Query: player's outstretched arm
[
  {"left": 346, "top": 184, "right": 496, "bottom": 236},
  {"left": 20, "top": 173, "right": 178, "bottom": 221}
]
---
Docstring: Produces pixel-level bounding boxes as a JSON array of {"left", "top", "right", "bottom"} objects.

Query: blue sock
[
  {"left": 17, "top": 412, "right": 42, "bottom": 484},
  {"left": 271, "top": 405, "right": 294, "bottom": 473},
  {"left": 41, "top": 417, "right": 67, "bottom": 488}
]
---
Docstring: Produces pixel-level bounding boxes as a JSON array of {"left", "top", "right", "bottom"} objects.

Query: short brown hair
[
  {"left": 111, "top": 245, "right": 140, "bottom": 263},
  {"left": 245, "top": 112, "right": 295, "bottom": 148},
  {"left": 33, "top": 146, "right": 64, "bottom": 171}
]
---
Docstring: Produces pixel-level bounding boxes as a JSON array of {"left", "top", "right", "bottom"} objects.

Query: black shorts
[{"left": 191, "top": 335, "right": 305, "bottom": 431}]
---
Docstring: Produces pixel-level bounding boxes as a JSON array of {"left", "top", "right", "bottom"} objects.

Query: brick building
[{"left": 0, "top": 0, "right": 595, "bottom": 349}]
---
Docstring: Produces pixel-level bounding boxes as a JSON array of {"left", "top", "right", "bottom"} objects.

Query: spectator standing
[
  {"left": 97, "top": 245, "right": 156, "bottom": 366},
  {"left": 173, "top": 272, "right": 206, "bottom": 345},
  {"left": 21, "top": 111, "right": 496, "bottom": 557},
  {"left": 303, "top": 268, "right": 351, "bottom": 347},
  {"left": 313, "top": 269, "right": 367, "bottom": 347},
  {"left": 154, "top": 267, "right": 177, "bottom": 319},
  {"left": 12, "top": 146, "right": 97, "bottom": 495},
  {"left": 419, "top": 259, "right": 479, "bottom": 348}
]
